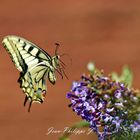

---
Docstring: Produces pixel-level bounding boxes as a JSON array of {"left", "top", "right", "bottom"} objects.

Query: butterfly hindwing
[{"left": 18, "top": 64, "right": 47, "bottom": 104}]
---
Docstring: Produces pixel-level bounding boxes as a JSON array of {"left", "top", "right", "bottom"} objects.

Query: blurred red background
[{"left": 0, "top": 1, "right": 140, "bottom": 140}]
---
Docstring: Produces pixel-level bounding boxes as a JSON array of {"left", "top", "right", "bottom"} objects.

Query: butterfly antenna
[
  {"left": 55, "top": 43, "right": 60, "bottom": 55},
  {"left": 54, "top": 43, "right": 69, "bottom": 80},
  {"left": 24, "top": 96, "right": 28, "bottom": 106}
]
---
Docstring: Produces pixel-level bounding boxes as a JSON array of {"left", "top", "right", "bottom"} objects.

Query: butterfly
[{"left": 2, "top": 35, "right": 66, "bottom": 112}]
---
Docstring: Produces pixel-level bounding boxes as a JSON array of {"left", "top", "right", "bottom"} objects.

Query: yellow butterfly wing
[{"left": 2, "top": 35, "right": 55, "bottom": 111}]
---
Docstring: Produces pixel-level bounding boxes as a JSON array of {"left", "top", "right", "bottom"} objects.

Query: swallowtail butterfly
[{"left": 2, "top": 35, "right": 66, "bottom": 112}]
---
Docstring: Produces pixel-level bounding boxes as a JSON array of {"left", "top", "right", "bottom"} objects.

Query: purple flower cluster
[{"left": 67, "top": 72, "right": 140, "bottom": 139}]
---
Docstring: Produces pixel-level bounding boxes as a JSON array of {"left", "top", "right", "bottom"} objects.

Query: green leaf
[
  {"left": 111, "top": 65, "right": 133, "bottom": 87},
  {"left": 120, "top": 66, "right": 133, "bottom": 87},
  {"left": 111, "top": 72, "right": 120, "bottom": 82}
]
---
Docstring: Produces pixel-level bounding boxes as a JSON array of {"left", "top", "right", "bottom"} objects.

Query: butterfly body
[{"left": 2, "top": 35, "right": 61, "bottom": 111}]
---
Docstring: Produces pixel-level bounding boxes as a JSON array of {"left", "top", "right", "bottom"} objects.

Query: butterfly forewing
[
  {"left": 2, "top": 36, "right": 52, "bottom": 71},
  {"left": 2, "top": 35, "right": 57, "bottom": 111}
]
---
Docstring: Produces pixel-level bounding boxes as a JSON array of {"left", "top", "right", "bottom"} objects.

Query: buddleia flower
[{"left": 67, "top": 66, "right": 140, "bottom": 140}]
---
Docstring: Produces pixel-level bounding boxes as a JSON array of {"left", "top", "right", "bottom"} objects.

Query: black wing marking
[{"left": 2, "top": 35, "right": 52, "bottom": 72}]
